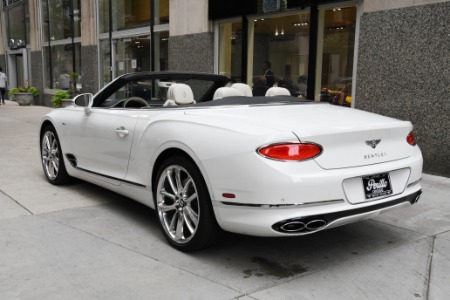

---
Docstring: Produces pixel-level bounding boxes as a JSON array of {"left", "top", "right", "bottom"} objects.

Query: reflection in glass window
[
  {"left": 44, "top": 43, "right": 82, "bottom": 90},
  {"left": 219, "top": 22, "right": 242, "bottom": 82},
  {"left": 7, "top": 3, "right": 28, "bottom": 49},
  {"left": 98, "top": 0, "right": 170, "bottom": 33},
  {"left": 317, "top": 6, "right": 356, "bottom": 106},
  {"left": 99, "top": 31, "right": 169, "bottom": 89},
  {"left": 42, "top": 0, "right": 81, "bottom": 42},
  {"left": 250, "top": 13, "right": 310, "bottom": 97}
]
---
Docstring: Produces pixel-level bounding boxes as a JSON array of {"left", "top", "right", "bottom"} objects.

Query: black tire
[
  {"left": 40, "top": 125, "right": 72, "bottom": 185},
  {"left": 154, "top": 155, "right": 221, "bottom": 251}
]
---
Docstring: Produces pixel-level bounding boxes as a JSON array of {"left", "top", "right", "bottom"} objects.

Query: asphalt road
[{"left": 1, "top": 100, "right": 449, "bottom": 299}]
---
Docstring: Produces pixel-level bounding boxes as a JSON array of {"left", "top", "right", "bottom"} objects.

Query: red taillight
[
  {"left": 258, "top": 143, "right": 322, "bottom": 161},
  {"left": 407, "top": 131, "right": 417, "bottom": 146}
]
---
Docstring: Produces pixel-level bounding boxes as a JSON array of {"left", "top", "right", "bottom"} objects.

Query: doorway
[{"left": 7, "top": 48, "right": 29, "bottom": 90}]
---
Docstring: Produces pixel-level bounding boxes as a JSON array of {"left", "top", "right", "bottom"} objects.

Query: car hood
[{"left": 185, "top": 103, "right": 416, "bottom": 169}]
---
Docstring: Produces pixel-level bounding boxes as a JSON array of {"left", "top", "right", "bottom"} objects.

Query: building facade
[{"left": 0, "top": 0, "right": 448, "bottom": 177}]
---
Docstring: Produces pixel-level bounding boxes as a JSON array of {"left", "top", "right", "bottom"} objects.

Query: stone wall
[
  {"left": 80, "top": 45, "right": 99, "bottom": 94},
  {"left": 168, "top": 32, "right": 215, "bottom": 73},
  {"left": 30, "top": 51, "right": 44, "bottom": 106},
  {"left": 355, "top": 2, "right": 450, "bottom": 177}
]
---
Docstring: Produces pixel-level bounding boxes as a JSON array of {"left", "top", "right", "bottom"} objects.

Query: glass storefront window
[
  {"left": 42, "top": 0, "right": 81, "bottom": 42},
  {"left": 44, "top": 43, "right": 82, "bottom": 89},
  {"left": 7, "top": 3, "right": 28, "bottom": 49},
  {"left": 218, "top": 22, "right": 243, "bottom": 82},
  {"left": 218, "top": 5, "right": 357, "bottom": 103},
  {"left": 98, "top": 0, "right": 170, "bottom": 34},
  {"left": 99, "top": 31, "right": 169, "bottom": 88},
  {"left": 250, "top": 13, "right": 310, "bottom": 96},
  {"left": 115, "top": 36, "right": 151, "bottom": 77},
  {"left": 317, "top": 6, "right": 356, "bottom": 106}
]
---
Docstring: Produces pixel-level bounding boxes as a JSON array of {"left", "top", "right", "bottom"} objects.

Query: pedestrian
[{"left": 0, "top": 67, "right": 7, "bottom": 105}]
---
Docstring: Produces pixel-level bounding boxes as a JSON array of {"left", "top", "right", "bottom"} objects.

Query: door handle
[{"left": 116, "top": 127, "right": 129, "bottom": 138}]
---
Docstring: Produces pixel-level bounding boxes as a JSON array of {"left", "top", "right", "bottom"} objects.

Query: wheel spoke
[
  {"left": 44, "top": 135, "right": 51, "bottom": 151},
  {"left": 183, "top": 206, "right": 198, "bottom": 234},
  {"left": 182, "top": 177, "right": 193, "bottom": 194},
  {"left": 175, "top": 168, "right": 183, "bottom": 193},
  {"left": 175, "top": 212, "right": 185, "bottom": 240},
  {"left": 166, "top": 169, "right": 178, "bottom": 195},
  {"left": 158, "top": 202, "right": 177, "bottom": 212},
  {"left": 160, "top": 189, "right": 176, "bottom": 200},
  {"left": 185, "top": 192, "right": 197, "bottom": 204},
  {"left": 169, "top": 211, "right": 178, "bottom": 232}
]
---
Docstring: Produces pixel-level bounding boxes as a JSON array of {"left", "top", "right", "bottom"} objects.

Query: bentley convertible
[{"left": 40, "top": 72, "right": 423, "bottom": 251}]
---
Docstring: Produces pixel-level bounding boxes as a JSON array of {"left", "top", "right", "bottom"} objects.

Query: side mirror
[{"left": 73, "top": 93, "right": 94, "bottom": 114}]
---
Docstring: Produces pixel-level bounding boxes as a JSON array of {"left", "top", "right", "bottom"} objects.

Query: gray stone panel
[
  {"left": 355, "top": 2, "right": 450, "bottom": 177},
  {"left": 80, "top": 45, "right": 99, "bottom": 94},
  {"left": 30, "top": 51, "right": 44, "bottom": 106},
  {"left": 169, "top": 32, "right": 214, "bottom": 73},
  {"left": 0, "top": 54, "right": 6, "bottom": 71}
]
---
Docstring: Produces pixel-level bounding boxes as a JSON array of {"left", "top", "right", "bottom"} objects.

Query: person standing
[
  {"left": 262, "top": 61, "right": 275, "bottom": 88},
  {"left": 0, "top": 67, "right": 7, "bottom": 105}
]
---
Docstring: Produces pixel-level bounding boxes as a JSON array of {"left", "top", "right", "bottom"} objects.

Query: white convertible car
[{"left": 40, "top": 72, "right": 423, "bottom": 251}]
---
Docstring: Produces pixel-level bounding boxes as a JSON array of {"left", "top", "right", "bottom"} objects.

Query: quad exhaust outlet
[{"left": 278, "top": 219, "right": 327, "bottom": 233}]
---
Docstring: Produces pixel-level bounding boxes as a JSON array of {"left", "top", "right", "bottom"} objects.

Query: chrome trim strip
[
  {"left": 221, "top": 199, "right": 344, "bottom": 208},
  {"left": 77, "top": 167, "right": 147, "bottom": 188},
  {"left": 407, "top": 178, "right": 422, "bottom": 188}
]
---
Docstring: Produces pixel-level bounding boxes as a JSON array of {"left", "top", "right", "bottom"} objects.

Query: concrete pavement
[{"left": 0, "top": 100, "right": 449, "bottom": 299}]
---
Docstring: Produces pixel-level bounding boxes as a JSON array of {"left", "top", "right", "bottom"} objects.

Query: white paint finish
[
  {"left": 42, "top": 85, "right": 423, "bottom": 237},
  {"left": 170, "top": 0, "right": 211, "bottom": 36},
  {"left": 69, "top": 108, "right": 139, "bottom": 184}
]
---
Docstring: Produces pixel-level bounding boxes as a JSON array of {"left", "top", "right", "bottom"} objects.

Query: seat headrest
[
  {"left": 265, "top": 87, "right": 291, "bottom": 97},
  {"left": 167, "top": 83, "right": 195, "bottom": 104},
  {"left": 213, "top": 87, "right": 243, "bottom": 100},
  {"left": 231, "top": 83, "right": 252, "bottom": 97}
]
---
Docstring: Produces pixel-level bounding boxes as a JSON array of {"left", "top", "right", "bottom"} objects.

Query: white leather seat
[
  {"left": 163, "top": 83, "right": 195, "bottom": 107},
  {"left": 213, "top": 87, "right": 243, "bottom": 100},
  {"left": 231, "top": 83, "right": 252, "bottom": 97},
  {"left": 265, "top": 87, "right": 291, "bottom": 97}
]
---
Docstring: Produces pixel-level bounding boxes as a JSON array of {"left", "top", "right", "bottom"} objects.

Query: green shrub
[
  {"left": 8, "top": 86, "right": 40, "bottom": 97},
  {"left": 51, "top": 90, "right": 72, "bottom": 108}
]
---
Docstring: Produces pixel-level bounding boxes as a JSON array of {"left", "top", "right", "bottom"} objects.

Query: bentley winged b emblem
[{"left": 365, "top": 139, "right": 381, "bottom": 149}]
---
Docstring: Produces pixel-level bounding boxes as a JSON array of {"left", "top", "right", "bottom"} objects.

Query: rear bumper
[
  {"left": 271, "top": 189, "right": 422, "bottom": 234},
  {"left": 212, "top": 186, "right": 422, "bottom": 237}
]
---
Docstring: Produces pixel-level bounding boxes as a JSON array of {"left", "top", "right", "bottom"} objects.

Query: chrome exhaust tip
[
  {"left": 275, "top": 219, "right": 327, "bottom": 233},
  {"left": 280, "top": 221, "right": 305, "bottom": 232},
  {"left": 305, "top": 219, "right": 327, "bottom": 230}
]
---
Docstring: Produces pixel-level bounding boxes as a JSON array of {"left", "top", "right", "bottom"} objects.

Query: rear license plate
[{"left": 362, "top": 173, "right": 393, "bottom": 199}]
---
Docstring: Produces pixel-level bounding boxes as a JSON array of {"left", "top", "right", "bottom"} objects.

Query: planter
[
  {"left": 61, "top": 98, "right": 74, "bottom": 108},
  {"left": 14, "top": 93, "right": 34, "bottom": 106}
]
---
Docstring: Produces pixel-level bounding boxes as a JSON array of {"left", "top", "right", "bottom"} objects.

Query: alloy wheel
[
  {"left": 156, "top": 165, "right": 200, "bottom": 244},
  {"left": 41, "top": 131, "right": 60, "bottom": 180}
]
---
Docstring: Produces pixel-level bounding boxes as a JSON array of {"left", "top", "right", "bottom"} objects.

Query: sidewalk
[{"left": 0, "top": 102, "right": 449, "bottom": 299}]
